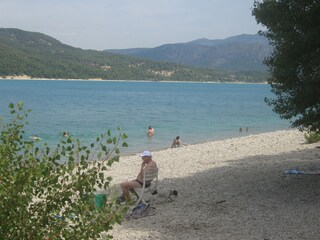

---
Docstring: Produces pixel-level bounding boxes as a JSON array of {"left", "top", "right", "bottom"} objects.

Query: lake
[{"left": 0, "top": 80, "right": 290, "bottom": 155}]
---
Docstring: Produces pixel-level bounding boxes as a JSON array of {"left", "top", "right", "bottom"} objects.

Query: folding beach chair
[{"left": 133, "top": 167, "right": 159, "bottom": 204}]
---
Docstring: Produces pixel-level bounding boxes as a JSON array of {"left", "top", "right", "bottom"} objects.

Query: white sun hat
[{"left": 139, "top": 150, "right": 152, "bottom": 157}]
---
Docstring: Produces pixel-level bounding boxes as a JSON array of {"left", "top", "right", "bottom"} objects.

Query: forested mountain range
[
  {"left": 0, "top": 28, "right": 268, "bottom": 82},
  {"left": 105, "top": 34, "right": 271, "bottom": 72}
]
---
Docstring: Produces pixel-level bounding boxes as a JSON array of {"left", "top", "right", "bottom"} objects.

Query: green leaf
[
  {"left": 114, "top": 156, "right": 120, "bottom": 162},
  {"left": 8, "top": 103, "right": 14, "bottom": 109},
  {"left": 17, "top": 101, "right": 24, "bottom": 107},
  {"left": 122, "top": 133, "right": 128, "bottom": 139},
  {"left": 106, "top": 176, "right": 112, "bottom": 181},
  {"left": 98, "top": 172, "right": 104, "bottom": 180}
]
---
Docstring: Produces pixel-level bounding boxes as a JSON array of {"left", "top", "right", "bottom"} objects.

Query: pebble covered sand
[{"left": 106, "top": 130, "right": 320, "bottom": 240}]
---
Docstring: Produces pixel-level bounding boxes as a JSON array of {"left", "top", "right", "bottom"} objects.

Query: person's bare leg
[{"left": 120, "top": 180, "right": 141, "bottom": 200}]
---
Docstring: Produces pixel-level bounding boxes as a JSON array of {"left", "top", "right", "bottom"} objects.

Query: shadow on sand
[{"left": 115, "top": 147, "right": 320, "bottom": 240}]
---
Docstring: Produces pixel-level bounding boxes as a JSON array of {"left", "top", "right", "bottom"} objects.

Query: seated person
[
  {"left": 147, "top": 126, "right": 154, "bottom": 136},
  {"left": 118, "top": 150, "right": 157, "bottom": 202},
  {"left": 171, "top": 136, "right": 181, "bottom": 148}
]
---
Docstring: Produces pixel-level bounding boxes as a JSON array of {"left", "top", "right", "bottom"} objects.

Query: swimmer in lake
[{"left": 147, "top": 126, "right": 154, "bottom": 136}]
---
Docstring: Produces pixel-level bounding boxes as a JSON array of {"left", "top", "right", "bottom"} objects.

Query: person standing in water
[
  {"left": 171, "top": 136, "right": 181, "bottom": 148},
  {"left": 147, "top": 126, "right": 154, "bottom": 136}
]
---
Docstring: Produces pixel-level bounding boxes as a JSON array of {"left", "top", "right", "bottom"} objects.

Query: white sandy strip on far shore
[
  {"left": 0, "top": 75, "right": 104, "bottom": 81},
  {"left": 0, "top": 76, "right": 267, "bottom": 84},
  {"left": 106, "top": 129, "right": 320, "bottom": 240}
]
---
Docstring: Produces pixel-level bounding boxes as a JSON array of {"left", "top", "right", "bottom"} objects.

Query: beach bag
[{"left": 126, "top": 203, "right": 156, "bottom": 220}]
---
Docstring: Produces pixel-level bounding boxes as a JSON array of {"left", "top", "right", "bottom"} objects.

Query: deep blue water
[{"left": 0, "top": 80, "right": 290, "bottom": 155}]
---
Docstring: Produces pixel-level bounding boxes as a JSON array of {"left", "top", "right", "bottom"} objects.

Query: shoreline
[
  {"left": 0, "top": 76, "right": 267, "bottom": 84},
  {"left": 107, "top": 129, "right": 320, "bottom": 239},
  {"left": 120, "top": 128, "right": 291, "bottom": 157}
]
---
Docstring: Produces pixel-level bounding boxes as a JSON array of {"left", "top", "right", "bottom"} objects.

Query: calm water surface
[{"left": 0, "top": 80, "right": 290, "bottom": 155}]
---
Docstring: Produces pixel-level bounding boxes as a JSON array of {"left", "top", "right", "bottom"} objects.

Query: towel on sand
[
  {"left": 125, "top": 203, "right": 156, "bottom": 220},
  {"left": 285, "top": 169, "right": 320, "bottom": 175}
]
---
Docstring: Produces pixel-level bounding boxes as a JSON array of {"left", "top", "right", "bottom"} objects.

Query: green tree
[
  {"left": 0, "top": 102, "right": 128, "bottom": 239},
  {"left": 252, "top": 0, "right": 320, "bottom": 132}
]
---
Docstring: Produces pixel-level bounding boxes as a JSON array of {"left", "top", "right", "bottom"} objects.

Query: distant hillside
[
  {"left": 106, "top": 34, "right": 272, "bottom": 72},
  {"left": 0, "top": 28, "right": 268, "bottom": 82},
  {"left": 188, "top": 34, "right": 268, "bottom": 46}
]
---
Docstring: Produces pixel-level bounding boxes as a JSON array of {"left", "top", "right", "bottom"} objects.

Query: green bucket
[{"left": 94, "top": 193, "right": 107, "bottom": 210}]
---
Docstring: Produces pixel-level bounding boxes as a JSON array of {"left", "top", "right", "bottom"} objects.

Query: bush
[
  {"left": 304, "top": 131, "right": 320, "bottom": 144},
  {"left": 0, "top": 102, "right": 128, "bottom": 239}
]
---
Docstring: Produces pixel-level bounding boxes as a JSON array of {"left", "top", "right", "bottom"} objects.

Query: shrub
[
  {"left": 304, "top": 131, "right": 320, "bottom": 144},
  {"left": 0, "top": 102, "right": 128, "bottom": 239}
]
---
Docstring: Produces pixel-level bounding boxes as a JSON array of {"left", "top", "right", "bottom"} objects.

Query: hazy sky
[{"left": 0, "top": 0, "right": 262, "bottom": 50}]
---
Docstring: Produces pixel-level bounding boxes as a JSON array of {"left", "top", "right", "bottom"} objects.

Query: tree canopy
[{"left": 252, "top": 0, "right": 320, "bottom": 131}]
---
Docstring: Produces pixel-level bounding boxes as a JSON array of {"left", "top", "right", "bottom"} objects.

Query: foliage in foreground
[
  {"left": 304, "top": 131, "right": 320, "bottom": 144},
  {"left": 0, "top": 102, "right": 128, "bottom": 239},
  {"left": 252, "top": 0, "right": 320, "bottom": 132}
]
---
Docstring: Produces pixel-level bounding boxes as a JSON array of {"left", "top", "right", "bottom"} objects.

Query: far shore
[
  {"left": 0, "top": 75, "right": 105, "bottom": 82},
  {"left": 0, "top": 75, "right": 267, "bottom": 84},
  {"left": 107, "top": 129, "right": 320, "bottom": 240}
]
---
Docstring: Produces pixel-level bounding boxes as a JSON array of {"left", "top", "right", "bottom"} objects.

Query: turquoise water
[{"left": 0, "top": 80, "right": 290, "bottom": 155}]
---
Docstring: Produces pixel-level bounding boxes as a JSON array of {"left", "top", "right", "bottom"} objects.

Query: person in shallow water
[
  {"left": 171, "top": 136, "right": 181, "bottom": 148},
  {"left": 30, "top": 135, "right": 41, "bottom": 141},
  {"left": 147, "top": 126, "right": 154, "bottom": 136}
]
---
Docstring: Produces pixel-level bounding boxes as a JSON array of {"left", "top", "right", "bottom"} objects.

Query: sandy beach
[{"left": 107, "top": 129, "right": 320, "bottom": 240}]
